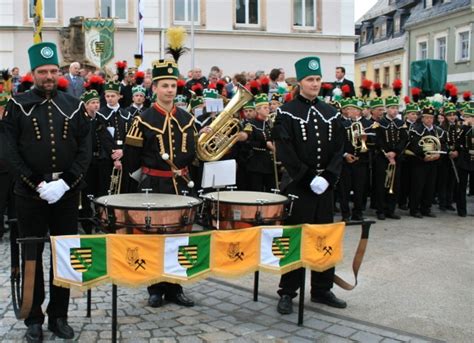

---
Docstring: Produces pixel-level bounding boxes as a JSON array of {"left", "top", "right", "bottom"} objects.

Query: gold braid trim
[{"left": 125, "top": 117, "right": 144, "bottom": 147}]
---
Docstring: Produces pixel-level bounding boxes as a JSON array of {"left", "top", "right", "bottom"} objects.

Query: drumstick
[{"left": 161, "top": 153, "right": 195, "bottom": 188}]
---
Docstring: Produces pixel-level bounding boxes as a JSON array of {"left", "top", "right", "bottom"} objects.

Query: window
[
  {"left": 236, "top": 0, "right": 259, "bottom": 25},
  {"left": 361, "top": 30, "right": 367, "bottom": 44},
  {"left": 374, "top": 68, "right": 380, "bottom": 83},
  {"left": 294, "top": 0, "right": 315, "bottom": 28},
  {"left": 457, "top": 30, "right": 470, "bottom": 61},
  {"left": 384, "top": 66, "right": 390, "bottom": 87},
  {"left": 29, "top": 0, "right": 57, "bottom": 20},
  {"left": 436, "top": 36, "right": 447, "bottom": 60},
  {"left": 174, "top": 0, "right": 200, "bottom": 24},
  {"left": 374, "top": 27, "right": 380, "bottom": 39},
  {"left": 381, "top": 23, "right": 386, "bottom": 37},
  {"left": 394, "top": 17, "right": 400, "bottom": 33},
  {"left": 395, "top": 65, "right": 401, "bottom": 80},
  {"left": 101, "top": 0, "right": 127, "bottom": 20},
  {"left": 418, "top": 41, "right": 428, "bottom": 60}
]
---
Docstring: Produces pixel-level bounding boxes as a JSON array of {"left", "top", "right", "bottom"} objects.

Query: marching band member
[
  {"left": 407, "top": 105, "right": 447, "bottom": 218},
  {"left": 96, "top": 81, "right": 132, "bottom": 195},
  {"left": 272, "top": 56, "right": 345, "bottom": 315},
  {"left": 125, "top": 85, "right": 147, "bottom": 118},
  {"left": 374, "top": 96, "right": 408, "bottom": 220},
  {"left": 2, "top": 42, "right": 91, "bottom": 341},
  {"left": 455, "top": 104, "right": 474, "bottom": 217},
  {"left": 122, "top": 59, "right": 195, "bottom": 309}
]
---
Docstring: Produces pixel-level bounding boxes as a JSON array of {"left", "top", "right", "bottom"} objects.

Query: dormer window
[
  {"left": 394, "top": 16, "right": 400, "bottom": 33},
  {"left": 362, "top": 30, "right": 367, "bottom": 44}
]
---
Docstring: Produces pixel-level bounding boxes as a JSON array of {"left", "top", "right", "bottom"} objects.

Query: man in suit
[
  {"left": 64, "top": 62, "right": 85, "bottom": 98},
  {"left": 333, "top": 66, "right": 355, "bottom": 97}
]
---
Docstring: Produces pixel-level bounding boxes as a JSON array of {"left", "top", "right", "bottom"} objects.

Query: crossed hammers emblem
[
  {"left": 323, "top": 246, "right": 333, "bottom": 256},
  {"left": 135, "top": 259, "right": 146, "bottom": 270}
]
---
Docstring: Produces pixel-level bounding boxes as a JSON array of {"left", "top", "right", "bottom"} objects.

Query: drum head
[
  {"left": 202, "top": 191, "right": 288, "bottom": 205},
  {"left": 93, "top": 193, "right": 202, "bottom": 210}
]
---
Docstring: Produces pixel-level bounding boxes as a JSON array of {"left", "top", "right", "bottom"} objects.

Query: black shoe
[
  {"left": 376, "top": 213, "right": 386, "bottom": 220},
  {"left": 47, "top": 318, "right": 74, "bottom": 339},
  {"left": 311, "top": 291, "right": 347, "bottom": 309},
  {"left": 410, "top": 212, "right": 423, "bottom": 218},
  {"left": 341, "top": 217, "right": 350, "bottom": 223},
  {"left": 439, "top": 206, "right": 447, "bottom": 212},
  {"left": 422, "top": 212, "right": 436, "bottom": 218},
  {"left": 277, "top": 295, "right": 293, "bottom": 314},
  {"left": 458, "top": 212, "right": 467, "bottom": 217},
  {"left": 26, "top": 324, "right": 43, "bottom": 342},
  {"left": 385, "top": 213, "right": 401, "bottom": 220},
  {"left": 351, "top": 214, "right": 364, "bottom": 221},
  {"left": 148, "top": 294, "right": 163, "bottom": 308},
  {"left": 399, "top": 204, "right": 408, "bottom": 211},
  {"left": 165, "top": 292, "right": 195, "bottom": 307},
  {"left": 446, "top": 205, "right": 456, "bottom": 211}
]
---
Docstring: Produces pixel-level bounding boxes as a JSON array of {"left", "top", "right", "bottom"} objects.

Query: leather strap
[{"left": 333, "top": 222, "right": 371, "bottom": 290}]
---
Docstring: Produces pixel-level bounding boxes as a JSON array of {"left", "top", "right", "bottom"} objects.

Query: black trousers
[
  {"left": 339, "top": 161, "right": 367, "bottom": 219},
  {"left": 79, "top": 161, "right": 101, "bottom": 233},
  {"left": 0, "top": 171, "right": 15, "bottom": 235},
  {"left": 409, "top": 160, "right": 438, "bottom": 215},
  {"left": 437, "top": 157, "right": 456, "bottom": 208},
  {"left": 278, "top": 183, "right": 335, "bottom": 298},
  {"left": 248, "top": 171, "right": 276, "bottom": 193},
  {"left": 15, "top": 193, "right": 78, "bottom": 326},
  {"left": 374, "top": 155, "right": 400, "bottom": 215},
  {"left": 398, "top": 156, "right": 414, "bottom": 208},
  {"left": 456, "top": 168, "right": 471, "bottom": 216}
]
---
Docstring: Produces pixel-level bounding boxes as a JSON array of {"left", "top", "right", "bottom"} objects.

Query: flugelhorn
[{"left": 196, "top": 83, "right": 253, "bottom": 161}]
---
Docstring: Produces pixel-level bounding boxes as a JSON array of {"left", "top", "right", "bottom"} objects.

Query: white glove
[
  {"left": 38, "top": 179, "right": 70, "bottom": 204},
  {"left": 310, "top": 176, "right": 329, "bottom": 195}
]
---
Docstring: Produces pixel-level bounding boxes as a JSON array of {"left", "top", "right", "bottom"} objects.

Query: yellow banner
[
  {"left": 301, "top": 223, "right": 345, "bottom": 272},
  {"left": 211, "top": 227, "right": 260, "bottom": 277},
  {"left": 33, "top": 0, "right": 43, "bottom": 43},
  {"left": 108, "top": 235, "right": 163, "bottom": 287}
]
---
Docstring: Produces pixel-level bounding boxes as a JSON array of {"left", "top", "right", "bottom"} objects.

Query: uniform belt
[
  {"left": 141, "top": 166, "right": 189, "bottom": 178},
  {"left": 43, "top": 172, "right": 63, "bottom": 182}
]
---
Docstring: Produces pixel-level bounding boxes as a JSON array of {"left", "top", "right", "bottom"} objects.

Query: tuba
[
  {"left": 350, "top": 121, "right": 368, "bottom": 153},
  {"left": 196, "top": 83, "right": 254, "bottom": 161}
]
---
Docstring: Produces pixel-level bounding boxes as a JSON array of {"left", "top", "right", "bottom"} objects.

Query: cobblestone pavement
[{"left": 0, "top": 225, "right": 449, "bottom": 343}]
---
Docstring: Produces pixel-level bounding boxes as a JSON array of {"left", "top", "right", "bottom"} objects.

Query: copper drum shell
[
  {"left": 93, "top": 193, "right": 202, "bottom": 234},
  {"left": 202, "top": 191, "right": 288, "bottom": 230}
]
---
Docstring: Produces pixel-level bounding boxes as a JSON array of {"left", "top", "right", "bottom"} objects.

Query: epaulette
[{"left": 125, "top": 116, "right": 144, "bottom": 147}]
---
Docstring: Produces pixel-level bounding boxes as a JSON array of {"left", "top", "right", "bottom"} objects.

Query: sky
[{"left": 354, "top": 0, "right": 379, "bottom": 22}]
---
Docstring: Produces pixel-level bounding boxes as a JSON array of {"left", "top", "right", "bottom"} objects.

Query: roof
[
  {"left": 405, "top": 0, "right": 471, "bottom": 27},
  {"left": 356, "top": 0, "right": 397, "bottom": 24},
  {"left": 356, "top": 34, "right": 406, "bottom": 60}
]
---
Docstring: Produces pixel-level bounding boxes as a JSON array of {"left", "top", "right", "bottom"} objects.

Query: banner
[
  {"left": 83, "top": 18, "right": 115, "bottom": 69},
  {"left": 163, "top": 232, "right": 211, "bottom": 282},
  {"left": 301, "top": 222, "right": 345, "bottom": 272},
  {"left": 51, "top": 223, "right": 346, "bottom": 289},
  {"left": 32, "top": 0, "right": 43, "bottom": 43},
  {"left": 51, "top": 235, "right": 108, "bottom": 289},
  {"left": 211, "top": 227, "right": 260, "bottom": 277},
  {"left": 108, "top": 235, "right": 163, "bottom": 286},
  {"left": 259, "top": 226, "right": 302, "bottom": 274},
  {"left": 137, "top": 0, "right": 144, "bottom": 67}
]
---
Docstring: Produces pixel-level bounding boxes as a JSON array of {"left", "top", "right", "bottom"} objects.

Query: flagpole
[{"left": 190, "top": 0, "right": 195, "bottom": 70}]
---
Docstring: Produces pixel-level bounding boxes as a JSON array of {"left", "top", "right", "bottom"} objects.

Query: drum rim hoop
[
  {"left": 93, "top": 194, "right": 203, "bottom": 210},
  {"left": 202, "top": 191, "right": 288, "bottom": 205}
]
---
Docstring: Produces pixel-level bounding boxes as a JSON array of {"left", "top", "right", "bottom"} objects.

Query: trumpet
[
  {"left": 384, "top": 162, "right": 396, "bottom": 194},
  {"left": 350, "top": 121, "right": 368, "bottom": 153},
  {"left": 108, "top": 166, "right": 122, "bottom": 195}
]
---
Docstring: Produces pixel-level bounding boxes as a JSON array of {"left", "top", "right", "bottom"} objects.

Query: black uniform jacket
[
  {"left": 2, "top": 88, "right": 91, "bottom": 197},
  {"left": 123, "top": 102, "right": 196, "bottom": 175},
  {"left": 407, "top": 122, "right": 447, "bottom": 160},
  {"left": 272, "top": 94, "right": 344, "bottom": 188},
  {"left": 456, "top": 124, "right": 474, "bottom": 171},
  {"left": 376, "top": 116, "right": 408, "bottom": 156},
  {"left": 246, "top": 117, "right": 274, "bottom": 174},
  {"left": 96, "top": 105, "right": 132, "bottom": 155}
]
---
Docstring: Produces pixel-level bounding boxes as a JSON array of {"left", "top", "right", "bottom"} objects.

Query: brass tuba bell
[{"left": 196, "top": 83, "right": 254, "bottom": 161}]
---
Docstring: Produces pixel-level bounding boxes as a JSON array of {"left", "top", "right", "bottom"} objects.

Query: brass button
[
  {"left": 49, "top": 119, "right": 53, "bottom": 124},
  {"left": 50, "top": 134, "right": 54, "bottom": 138},
  {"left": 50, "top": 126, "right": 54, "bottom": 130},
  {"left": 36, "top": 135, "right": 41, "bottom": 139},
  {"left": 51, "top": 140, "right": 56, "bottom": 145},
  {"left": 63, "top": 135, "right": 67, "bottom": 139},
  {"left": 52, "top": 164, "right": 56, "bottom": 168},
  {"left": 52, "top": 148, "right": 56, "bottom": 153},
  {"left": 172, "top": 140, "right": 175, "bottom": 143},
  {"left": 52, "top": 156, "right": 56, "bottom": 161}
]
